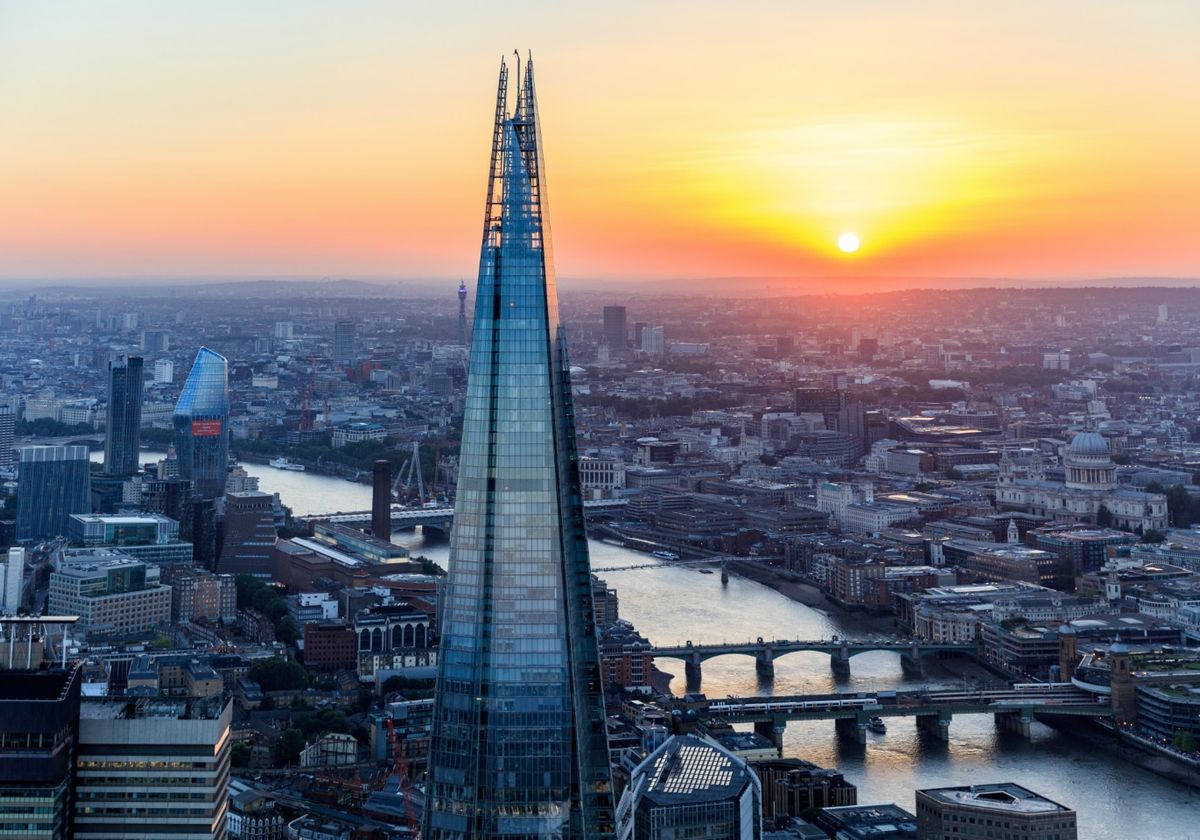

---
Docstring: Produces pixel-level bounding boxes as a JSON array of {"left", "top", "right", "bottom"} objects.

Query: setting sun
[{"left": 838, "top": 232, "right": 861, "bottom": 254}]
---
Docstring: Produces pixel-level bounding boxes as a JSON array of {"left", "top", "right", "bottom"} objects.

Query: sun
[{"left": 837, "top": 232, "right": 861, "bottom": 254}]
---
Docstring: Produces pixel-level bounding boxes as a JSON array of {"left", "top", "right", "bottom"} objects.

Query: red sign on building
[{"left": 191, "top": 419, "right": 222, "bottom": 437}]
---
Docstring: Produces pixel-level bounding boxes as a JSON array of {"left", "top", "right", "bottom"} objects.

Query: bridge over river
[
  {"left": 687, "top": 683, "right": 1109, "bottom": 747},
  {"left": 300, "top": 498, "right": 627, "bottom": 532},
  {"left": 651, "top": 636, "right": 981, "bottom": 689}
]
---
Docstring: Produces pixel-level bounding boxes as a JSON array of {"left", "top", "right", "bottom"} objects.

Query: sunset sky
[{"left": 2, "top": 1, "right": 1199, "bottom": 287}]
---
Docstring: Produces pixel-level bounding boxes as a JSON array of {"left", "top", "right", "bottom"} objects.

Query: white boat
[
  {"left": 269, "top": 457, "right": 305, "bottom": 472},
  {"left": 651, "top": 550, "right": 680, "bottom": 561},
  {"left": 868, "top": 716, "right": 887, "bottom": 734}
]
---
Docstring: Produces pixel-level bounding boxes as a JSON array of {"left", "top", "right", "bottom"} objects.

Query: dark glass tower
[
  {"left": 16, "top": 446, "right": 91, "bottom": 543},
  {"left": 104, "top": 355, "right": 144, "bottom": 476},
  {"left": 173, "top": 348, "right": 230, "bottom": 501},
  {"left": 424, "top": 55, "right": 614, "bottom": 839}
]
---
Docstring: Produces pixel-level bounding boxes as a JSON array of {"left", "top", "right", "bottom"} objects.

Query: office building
[
  {"left": 751, "top": 758, "right": 858, "bottom": 821},
  {"left": 616, "top": 734, "right": 762, "bottom": 840},
  {"left": 641, "top": 325, "right": 665, "bottom": 354},
  {"left": 171, "top": 570, "right": 237, "bottom": 625},
  {"left": 424, "top": 56, "right": 614, "bottom": 839},
  {"left": 0, "top": 408, "right": 14, "bottom": 467},
  {"left": 3, "top": 547, "right": 25, "bottom": 614},
  {"left": 915, "top": 784, "right": 1077, "bottom": 840},
  {"left": 603, "top": 305, "right": 628, "bottom": 352},
  {"left": 216, "top": 491, "right": 277, "bottom": 576},
  {"left": 69, "top": 513, "right": 180, "bottom": 546},
  {"left": 333, "top": 320, "right": 356, "bottom": 365},
  {"left": 174, "top": 348, "right": 230, "bottom": 501},
  {"left": 76, "top": 699, "right": 231, "bottom": 840},
  {"left": 0, "top": 667, "right": 82, "bottom": 840},
  {"left": 49, "top": 556, "right": 171, "bottom": 636},
  {"left": 153, "top": 358, "right": 174, "bottom": 384},
  {"left": 104, "top": 356, "right": 144, "bottom": 476},
  {"left": 303, "top": 621, "right": 359, "bottom": 672},
  {"left": 17, "top": 446, "right": 91, "bottom": 543},
  {"left": 457, "top": 280, "right": 469, "bottom": 346}
]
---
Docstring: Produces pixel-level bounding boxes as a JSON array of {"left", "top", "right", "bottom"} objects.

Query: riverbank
[{"left": 726, "top": 559, "right": 898, "bottom": 635}]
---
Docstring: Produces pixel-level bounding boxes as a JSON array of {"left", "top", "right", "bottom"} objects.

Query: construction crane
[{"left": 393, "top": 442, "right": 426, "bottom": 502}]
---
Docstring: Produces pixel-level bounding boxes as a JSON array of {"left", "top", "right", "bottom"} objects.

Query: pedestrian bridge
[
  {"left": 301, "top": 497, "right": 627, "bottom": 528},
  {"left": 650, "top": 636, "right": 980, "bottom": 688},
  {"left": 692, "top": 683, "right": 1110, "bottom": 747}
]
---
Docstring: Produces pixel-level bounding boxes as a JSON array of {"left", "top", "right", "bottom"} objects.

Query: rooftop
[
  {"left": 919, "top": 783, "right": 1074, "bottom": 815},
  {"left": 637, "top": 734, "right": 755, "bottom": 806}
]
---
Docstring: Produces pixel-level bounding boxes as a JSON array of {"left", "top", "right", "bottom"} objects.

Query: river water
[{"left": 122, "top": 450, "right": 1200, "bottom": 836}]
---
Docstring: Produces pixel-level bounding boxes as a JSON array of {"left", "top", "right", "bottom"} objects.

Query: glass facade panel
[
  {"left": 424, "top": 57, "right": 614, "bottom": 840},
  {"left": 172, "top": 348, "right": 230, "bottom": 501}
]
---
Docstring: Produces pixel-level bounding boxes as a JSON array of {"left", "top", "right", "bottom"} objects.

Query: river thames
[{"left": 127, "top": 450, "right": 1200, "bottom": 836}]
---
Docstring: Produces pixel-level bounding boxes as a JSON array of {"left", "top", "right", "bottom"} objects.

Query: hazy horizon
[{"left": 3, "top": 1, "right": 1198, "bottom": 287}]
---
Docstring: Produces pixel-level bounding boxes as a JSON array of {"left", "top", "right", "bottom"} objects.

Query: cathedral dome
[{"left": 1067, "top": 431, "right": 1110, "bottom": 458}]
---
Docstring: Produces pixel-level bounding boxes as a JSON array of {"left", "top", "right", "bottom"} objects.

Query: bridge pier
[
  {"left": 900, "top": 652, "right": 924, "bottom": 677},
  {"left": 754, "top": 716, "right": 787, "bottom": 753},
  {"left": 755, "top": 648, "right": 775, "bottom": 680},
  {"left": 995, "top": 710, "right": 1035, "bottom": 739},
  {"left": 916, "top": 711, "right": 952, "bottom": 742},
  {"left": 835, "top": 715, "right": 868, "bottom": 745},
  {"left": 684, "top": 655, "right": 703, "bottom": 692},
  {"left": 830, "top": 648, "right": 851, "bottom": 678}
]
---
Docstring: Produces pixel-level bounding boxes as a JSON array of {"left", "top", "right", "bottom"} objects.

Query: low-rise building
[
  {"left": 299, "top": 732, "right": 358, "bottom": 768},
  {"left": 915, "top": 783, "right": 1077, "bottom": 840},
  {"left": 815, "top": 804, "right": 918, "bottom": 839}
]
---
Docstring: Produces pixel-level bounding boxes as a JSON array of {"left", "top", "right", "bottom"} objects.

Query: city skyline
[{"left": 3, "top": 2, "right": 1199, "bottom": 287}]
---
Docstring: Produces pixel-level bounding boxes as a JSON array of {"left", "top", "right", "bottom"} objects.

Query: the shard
[{"left": 424, "top": 55, "right": 615, "bottom": 839}]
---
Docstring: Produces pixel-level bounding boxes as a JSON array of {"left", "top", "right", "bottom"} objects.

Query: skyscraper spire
[{"left": 424, "top": 55, "right": 615, "bottom": 839}]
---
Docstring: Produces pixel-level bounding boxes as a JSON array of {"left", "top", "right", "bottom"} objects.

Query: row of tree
[{"left": 234, "top": 575, "right": 300, "bottom": 644}]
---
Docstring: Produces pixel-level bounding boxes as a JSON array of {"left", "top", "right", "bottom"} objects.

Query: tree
[
  {"left": 278, "top": 728, "right": 305, "bottom": 766},
  {"left": 1111, "top": 453, "right": 1131, "bottom": 465},
  {"left": 230, "top": 742, "right": 251, "bottom": 768},
  {"left": 1096, "top": 505, "right": 1113, "bottom": 528},
  {"left": 1141, "top": 529, "right": 1167, "bottom": 544},
  {"left": 275, "top": 617, "right": 300, "bottom": 645},
  {"left": 248, "top": 657, "right": 310, "bottom": 692},
  {"left": 1172, "top": 729, "right": 1196, "bottom": 753},
  {"left": 1163, "top": 484, "right": 1197, "bottom": 528}
]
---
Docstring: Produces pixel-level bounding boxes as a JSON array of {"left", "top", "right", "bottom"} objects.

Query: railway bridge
[{"left": 690, "top": 683, "right": 1109, "bottom": 748}]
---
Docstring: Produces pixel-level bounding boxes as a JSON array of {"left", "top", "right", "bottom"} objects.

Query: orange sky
[{"left": 2, "top": 1, "right": 1198, "bottom": 286}]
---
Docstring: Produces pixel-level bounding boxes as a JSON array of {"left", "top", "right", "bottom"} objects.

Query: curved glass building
[
  {"left": 424, "top": 56, "right": 614, "bottom": 839},
  {"left": 173, "top": 348, "right": 230, "bottom": 501}
]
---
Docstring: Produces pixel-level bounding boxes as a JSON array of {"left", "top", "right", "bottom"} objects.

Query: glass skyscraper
[
  {"left": 173, "top": 348, "right": 230, "bottom": 501},
  {"left": 16, "top": 446, "right": 91, "bottom": 543},
  {"left": 424, "top": 56, "right": 614, "bottom": 839},
  {"left": 104, "top": 355, "right": 144, "bottom": 476}
]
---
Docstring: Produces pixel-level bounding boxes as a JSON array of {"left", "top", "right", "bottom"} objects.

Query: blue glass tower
[
  {"left": 424, "top": 55, "right": 614, "bottom": 839},
  {"left": 173, "top": 348, "right": 230, "bottom": 501}
]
